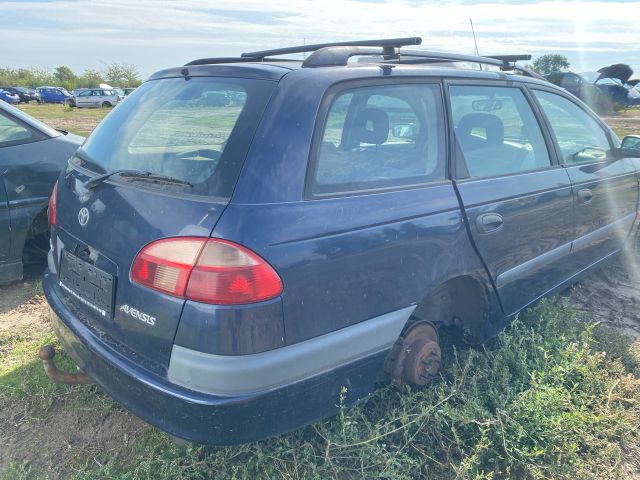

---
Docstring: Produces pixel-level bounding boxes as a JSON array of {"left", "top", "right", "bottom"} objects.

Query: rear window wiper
[{"left": 84, "top": 169, "right": 193, "bottom": 190}]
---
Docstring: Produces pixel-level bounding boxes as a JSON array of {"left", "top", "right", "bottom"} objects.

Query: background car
[
  {"left": 73, "top": 88, "right": 119, "bottom": 108},
  {"left": 580, "top": 71, "right": 630, "bottom": 110},
  {"left": 0, "top": 101, "right": 83, "bottom": 283},
  {"left": 36, "top": 86, "right": 72, "bottom": 104},
  {"left": 123, "top": 87, "right": 136, "bottom": 96},
  {"left": 113, "top": 87, "right": 126, "bottom": 102},
  {"left": 0, "top": 89, "right": 21, "bottom": 104},
  {"left": 2, "top": 87, "right": 40, "bottom": 103},
  {"left": 545, "top": 71, "right": 613, "bottom": 113}
]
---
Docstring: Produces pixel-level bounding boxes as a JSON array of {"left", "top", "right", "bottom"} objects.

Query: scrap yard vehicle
[
  {"left": 69, "top": 88, "right": 119, "bottom": 108},
  {"left": 547, "top": 63, "right": 638, "bottom": 112},
  {"left": 36, "top": 86, "right": 72, "bottom": 104},
  {"left": 40, "top": 37, "right": 640, "bottom": 445},
  {"left": 1, "top": 86, "right": 40, "bottom": 103},
  {"left": 0, "top": 101, "right": 82, "bottom": 283}
]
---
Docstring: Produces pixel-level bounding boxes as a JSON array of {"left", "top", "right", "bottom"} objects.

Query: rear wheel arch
[
  {"left": 22, "top": 206, "right": 50, "bottom": 263},
  {"left": 410, "top": 275, "right": 490, "bottom": 343}
]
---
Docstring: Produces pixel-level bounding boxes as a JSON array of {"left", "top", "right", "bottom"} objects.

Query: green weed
[{"left": 60, "top": 300, "right": 640, "bottom": 480}]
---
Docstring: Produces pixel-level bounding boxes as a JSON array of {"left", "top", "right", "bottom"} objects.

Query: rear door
[
  {"left": 531, "top": 88, "right": 638, "bottom": 266},
  {"left": 449, "top": 82, "right": 574, "bottom": 315}
]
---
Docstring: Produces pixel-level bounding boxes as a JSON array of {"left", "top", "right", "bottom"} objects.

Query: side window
[
  {"left": 0, "top": 112, "right": 33, "bottom": 145},
  {"left": 532, "top": 90, "right": 610, "bottom": 163},
  {"left": 310, "top": 84, "right": 445, "bottom": 196},
  {"left": 79, "top": 91, "right": 92, "bottom": 97},
  {"left": 450, "top": 85, "right": 551, "bottom": 178}
]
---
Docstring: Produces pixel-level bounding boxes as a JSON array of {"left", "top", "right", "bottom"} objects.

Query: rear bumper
[{"left": 43, "top": 270, "right": 395, "bottom": 444}]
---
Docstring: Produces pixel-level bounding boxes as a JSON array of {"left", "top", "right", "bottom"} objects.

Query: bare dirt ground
[
  {"left": 0, "top": 266, "right": 146, "bottom": 475},
  {"left": 602, "top": 110, "right": 640, "bottom": 138},
  {"left": 567, "top": 254, "right": 640, "bottom": 338}
]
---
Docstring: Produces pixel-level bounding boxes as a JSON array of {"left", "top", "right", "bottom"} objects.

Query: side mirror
[
  {"left": 621, "top": 135, "right": 640, "bottom": 157},
  {"left": 391, "top": 124, "right": 417, "bottom": 140}
]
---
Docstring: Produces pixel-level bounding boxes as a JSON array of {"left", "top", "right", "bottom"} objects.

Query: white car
[{"left": 73, "top": 88, "right": 119, "bottom": 108}]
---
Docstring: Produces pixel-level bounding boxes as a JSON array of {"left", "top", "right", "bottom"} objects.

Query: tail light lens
[
  {"left": 48, "top": 181, "right": 58, "bottom": 227},
  {"left": 131, "top": 237, "right": 283, "bottom": 304}
]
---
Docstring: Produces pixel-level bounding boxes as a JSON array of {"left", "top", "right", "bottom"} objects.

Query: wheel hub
[{"left": 385, "top": 321, "right": 442, "bottom": 388}]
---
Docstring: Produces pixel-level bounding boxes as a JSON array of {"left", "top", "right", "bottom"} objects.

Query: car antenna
[{"left": 470, "top": 18, "right": 482, "bottom": 71}]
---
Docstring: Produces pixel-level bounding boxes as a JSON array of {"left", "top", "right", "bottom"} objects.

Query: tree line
[{"left": 0, "top": 63, "right": 143, "bottom": 90}]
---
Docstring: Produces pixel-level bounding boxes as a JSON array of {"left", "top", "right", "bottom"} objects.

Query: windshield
[{"left": 78, "top": 76, "right": 276, "bottom": 199}]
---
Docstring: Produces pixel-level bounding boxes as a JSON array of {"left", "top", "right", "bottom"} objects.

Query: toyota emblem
[{"left": 78, "top": 207, "right": 90, "bottom": 226}]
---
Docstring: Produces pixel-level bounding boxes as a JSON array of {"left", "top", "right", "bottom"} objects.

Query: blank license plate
[{"left": 59, "top": 250, "right": 115, "bottom": 318}]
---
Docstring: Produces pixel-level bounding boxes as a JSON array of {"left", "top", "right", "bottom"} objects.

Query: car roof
[{"left": 149, "top": 60, "right": 552, "bottom": 89}]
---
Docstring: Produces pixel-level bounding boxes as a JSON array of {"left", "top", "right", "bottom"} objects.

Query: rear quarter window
[{"left": 308, "top": 83, "right": 446, "bottom": 196}]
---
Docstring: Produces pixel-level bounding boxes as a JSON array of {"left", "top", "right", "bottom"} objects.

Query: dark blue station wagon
[{"left": 42, "top": 38, "right": 640, "bottom": 444}]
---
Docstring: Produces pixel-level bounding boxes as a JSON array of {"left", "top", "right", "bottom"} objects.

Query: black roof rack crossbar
[
  {"left": 241, "top": 37, "right": 422, "bottom": 59},
  {"left": 487, "top": 54, "right": 532, "bottom": 64},
  {"left": 388, "top": 51, "right": 542, "bottom": 79}
]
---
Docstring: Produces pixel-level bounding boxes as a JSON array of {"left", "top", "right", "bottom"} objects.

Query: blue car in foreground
[{"left": 42, "top": 38, "right": 640, "bottom": 445}]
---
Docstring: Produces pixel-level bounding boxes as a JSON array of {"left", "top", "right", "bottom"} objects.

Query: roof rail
[
  {"left": 241, "top": 37, "right": 422, "bottom": 59},
  {"left": 398, "top": 50, "right": 504, "bottom": 67},
  {"left": 185, "top": 57, "right": 299, "bottom": 66}
]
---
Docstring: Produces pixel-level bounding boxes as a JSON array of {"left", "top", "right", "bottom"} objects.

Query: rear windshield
[{"left": 78, "top": 77, "right": 276, "bottom": 199}]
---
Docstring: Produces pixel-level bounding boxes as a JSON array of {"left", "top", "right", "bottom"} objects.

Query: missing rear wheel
[{"left": 384, "top": 321, "right": 441, "bottom": 388}]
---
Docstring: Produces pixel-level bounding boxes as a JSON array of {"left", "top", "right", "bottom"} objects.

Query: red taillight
[
  {"left": 131, "top": 237, "right": 283, "bottom": 304},
  {"left": 48, "top": 181, "right": 58, "bottom": 227}
]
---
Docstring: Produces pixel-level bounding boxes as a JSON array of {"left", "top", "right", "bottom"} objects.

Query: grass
[
  {"left": 1, "top": 299, "right": 639, "bottom": 479},
  {"left": 17, "top": 103, "right": 109, "bottom": 136}
]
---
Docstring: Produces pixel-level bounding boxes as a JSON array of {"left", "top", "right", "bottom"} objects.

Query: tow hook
[{"left": 37, "top": 345, "right": 93, "bottom": 385}]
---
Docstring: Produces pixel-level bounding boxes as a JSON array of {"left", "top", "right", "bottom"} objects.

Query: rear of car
[
  {"left": 44, "top": 66, "right": 304, "bottom": 443},
  {"left": 45, "top": 57, "right": 488, "bottom": 443}
]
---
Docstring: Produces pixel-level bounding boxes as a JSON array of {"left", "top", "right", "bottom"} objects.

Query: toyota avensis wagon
[{"left": 42, "top": 38, "right": 640, "bottom": 445}]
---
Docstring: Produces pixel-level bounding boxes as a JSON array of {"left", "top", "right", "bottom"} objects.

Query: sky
[{"left": 2, "top": 0, "right": 640, "bottom": 79}]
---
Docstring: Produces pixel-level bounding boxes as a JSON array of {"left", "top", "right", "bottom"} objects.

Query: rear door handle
[
  {"left": 476, "top": 213, "right": 504, "bottom": 233},
  {"left": 577, "top": 188, "right": 593, "bottom": 204}
]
